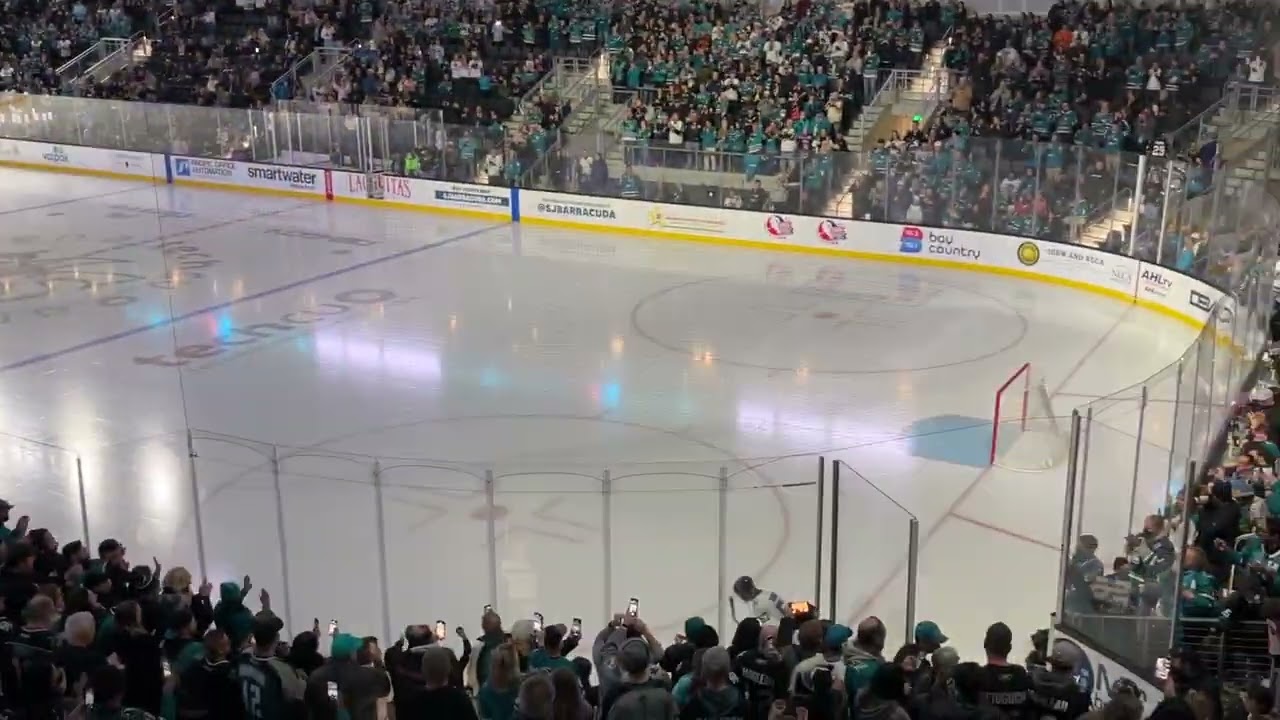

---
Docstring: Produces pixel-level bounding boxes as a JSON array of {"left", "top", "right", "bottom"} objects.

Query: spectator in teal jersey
[
  {"left": 529, "top": 624, "right": 574, "bottom": 673},
  {"left": 0, "top": 500, "right": 27, "bottom": 542}
]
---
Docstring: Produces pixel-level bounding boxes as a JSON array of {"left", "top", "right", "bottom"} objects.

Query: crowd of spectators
[
  {"left": 839, "top": 0, "right": 1279, "bottom": 247},
  {"left": 0, "top": 493, "right": 1261, "bottom": 720},
  {"left": 1059, "top": 361, "right": 1280, "bottom": 699}
]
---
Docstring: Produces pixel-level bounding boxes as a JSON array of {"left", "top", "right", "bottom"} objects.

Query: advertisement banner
[
  {"left": 1013, "top": 240, "right": 1139, "bottom": 295},
  {"left": 173, "top": 157, "right": 236, "bottom": 181},
  {"left": 524, "top": 192, "right": 623, "bottom": 224},
  {"left": 172, "top": 157, "right": 326, "bottom": 195},
  {"left": 896, "top": 225, "right": 982, "bottom": 262},
  {"left": 346, "top": 172, "right": 413, "bottom": 201},
  {"left": 1136, "top": 261, "right": 1222, "bottom": 325},
  {"left": 431, "top": 183, "right": 510, "bottom": 210}
]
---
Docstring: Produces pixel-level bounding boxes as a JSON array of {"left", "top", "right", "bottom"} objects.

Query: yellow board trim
[
  {"left": 0, "top": 159, "right": 163, "bottom": 184},
  {"left": 332, "top": 193, "right": 507, "bottom": 221},
  {"left": 0, "top": 159, "right": 1226, "bottom": 341},
  {"left": 523, "top": 215, "right": 1209, "bottom": 331}
]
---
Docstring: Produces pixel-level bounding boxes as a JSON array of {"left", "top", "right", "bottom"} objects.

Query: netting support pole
[
  {"left": 76, "top": 456, "right": 90, "bottom": 549},
  {"left": 814, "top": 457, "right": 825, "bottom": 606},
  {"left": 271, "top": 445, "right": 294, "bottom": 636},
  {"left": 717, "top": 467, "right": 729, "bottom": 636},
  {"left": 602, "top": 469, "right": 612, "bottom": 627},
  {"left": 828, "top": 459, "right": 840, "bottom": 622},
  {"left": 485, "top": 470, "right": 498, "bottom": 609},
  {"left": 372, "top": 461, "right": 392, "bottom": 646},
  {"left": 1076, "top": 407, "right": 1094, "bottom": 538},
  {"left": 186, "top": 430, "right": 208, "bottom": 583},
  {"left": 1055, "top": 412, "right": 1083, "bottom": 620},
  {"left": 1127, "top": 386, "right": 1149, "bottom": 531},
  {"left": 905, "top": 518, "right": 919, "bottom": 647}
]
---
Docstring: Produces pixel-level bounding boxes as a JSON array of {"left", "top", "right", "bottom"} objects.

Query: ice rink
[{"left": 0, "top": 169, "right": 1199, "bottom": 657}]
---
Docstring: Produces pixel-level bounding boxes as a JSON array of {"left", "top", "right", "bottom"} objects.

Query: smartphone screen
[
  {"left": 85, "top": 690, "right": 95, "bottom": 708},
  {"left": 571, "top": 617, "right": 582, "bottom": 637},
  {"left": 626, "top": 597, "right": 639, "bottom": 617},
  {"left": 533, "top": 612, "right": 544, "bottom": 632},
  {"left": 327, "top": 681, "right": 339, "bottom": 701},
  {"left": 328, "top": 619, "right": 338, "bottom": 637},
  {"left": 435, "top": 621, "right": 447, "bottom": 641},
  {"left": 1155, "top": 657, "right": 1170, "bottom": 680},
  {"left": 162, "top": 659, "right": 171, "bottom": 678},
  {"left": 483, "top": 604, "right": 493, "bottom": 615}
]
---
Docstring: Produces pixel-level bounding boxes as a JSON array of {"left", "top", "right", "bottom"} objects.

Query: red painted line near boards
[{"left": 947, "top": 512, "right": 1060, "bottom": 551}]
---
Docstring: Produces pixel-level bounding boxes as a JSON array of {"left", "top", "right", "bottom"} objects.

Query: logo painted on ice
[
  {"left": 817, "top": 219, "right": 846, "bottom": 244},
  {"left": 899, "top": 226, "right": 924, "bottom": 253},
  {"left": 765, "top": 215, "right": 794, "bottom": 238}
]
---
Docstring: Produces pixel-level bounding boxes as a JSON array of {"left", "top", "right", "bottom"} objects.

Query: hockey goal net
[{"left": 990, "top": 363, "right": 1068, "bottom": 471}]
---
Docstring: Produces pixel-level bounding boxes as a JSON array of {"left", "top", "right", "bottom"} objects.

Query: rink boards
[{"left": 0, "top": 137, "right": 1232, "bottom": 335}]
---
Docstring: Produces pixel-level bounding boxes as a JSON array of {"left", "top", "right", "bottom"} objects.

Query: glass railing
[
  {"left": 1058, "top": 243, "right": 1275, "bottom": 674},
  {"left": 1, "top": 91, "right": 1271, "bottom": 294}
]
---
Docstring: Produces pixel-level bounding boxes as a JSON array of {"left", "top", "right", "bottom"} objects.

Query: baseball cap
[
  {"left": 933, "top": 646, "right": 961, "bottom": 670},
  {"left": 914, "top": 620, "right": 948, "bottom": 645},
  {"left": 824, "top": 623, "right": 853, "bottom": 650},
  {"left": 0, "top": 499, "right": 13, "bottom": 510},
  {"left": 331, "top": 633, "right": 362, "bottom": 658},
  {"left": 701, "top": 646, "right": 731, "bottom": 677},
  {"left": 1048, "top": 640, "right": 1083, "bottom": 670},
  {"left": 617, "top": 637, "right": 650, "bottom": 674}
]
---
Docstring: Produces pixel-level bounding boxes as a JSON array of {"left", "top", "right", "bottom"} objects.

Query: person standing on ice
[{"left": 731, "top": 577, "right": 790, "bottom": 624}]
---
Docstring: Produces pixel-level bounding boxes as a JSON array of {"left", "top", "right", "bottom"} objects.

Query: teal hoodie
[
  {"left": 685, "top": 684, "right": 745, "bottom": 718},
  {"left": 842, "top": 644, "right": 884, "bottom": 704},
  {"left": 212, "top": 582, "right": 253, "bottom": 649}
]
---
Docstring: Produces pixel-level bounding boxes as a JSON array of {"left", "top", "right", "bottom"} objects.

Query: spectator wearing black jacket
[
  {"left": 1028, "top": 642, "right": 1091, "bottom": 720},
  {"left": 56, "top": 611, "right": 106, "bottom": 704},
  {"left": 305, "top": 632, "right": 392, "bottom": 720},
  {"left": 159, "top": 568, "right": 214, "bottom": 637},
  {"left": 661, "top": 617, "right": 718, "bottom": 684},
  {"left": 287, "top": 630, "right": 326, "bottom": 677},
  {"left": 976, "top": 622, "right": 1031, "bottom": 720},
  {"left": 396, "top": 645, "right": 479, "bottom": 720},
  {"left": 175, "top": 629, "right": 244, "bottom": 719},
  {"left": 733, "top": 622, "right": 789, "bottom": 720},
  {"left": 0, "top": 541, "right": 38, "bottom": 620},
  {"left": 110, "top": 599, "right": 165, "bottom": 715},
  {"left": 26, "top": 529, "right": 63, "bottom": 584}
]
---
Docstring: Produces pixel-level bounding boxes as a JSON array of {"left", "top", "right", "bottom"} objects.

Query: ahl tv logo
[{"left": 899, "top": 226, "right": 924, "bottom": 252}]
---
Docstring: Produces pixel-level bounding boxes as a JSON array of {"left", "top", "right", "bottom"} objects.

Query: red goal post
[
  {"left": 990, "top": 363, "right": 1068, "bottom": 471},
  {"left": 990, "top": 362, "right": 1032, "bottom": 465}
]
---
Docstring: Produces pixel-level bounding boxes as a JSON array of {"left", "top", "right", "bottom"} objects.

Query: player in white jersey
[{"left": 732, "top": 576, "right": 791, "bottom": 623}]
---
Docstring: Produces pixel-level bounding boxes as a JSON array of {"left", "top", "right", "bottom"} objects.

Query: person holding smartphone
[
  {"left": 529, "top": 623, "right": 575, "bottom": 672},
  {"left": 593, "top": 611, "right": 664, "bottom": 701},
  {"left": 304, "top": 632, "right": 391, "bottom": 720}
]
